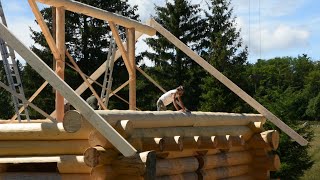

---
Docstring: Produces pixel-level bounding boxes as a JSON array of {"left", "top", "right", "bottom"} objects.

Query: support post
[
  {"left": 55, "top": 7, "right": 65, "bottom": 122},
  {"left": 127, "top": 28, "right": 136, "bottom": 110}
]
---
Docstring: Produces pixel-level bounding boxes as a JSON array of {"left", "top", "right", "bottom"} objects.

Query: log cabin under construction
[{"left": 0, "top": 0, "right": 307, "bottom": 179}]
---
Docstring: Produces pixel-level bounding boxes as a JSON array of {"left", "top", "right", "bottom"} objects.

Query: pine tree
[
  {"left": 141, "top": 0, "right": 205, "bottom": 110},
  {"left": 200, "top": 0, "right": 249, "bottom": 113},
  {"left": 24, "top": 0, "right": 139, "bottom": 116},
  {"left": 0, "top": 61, "right": 14, "bottom": 119}
]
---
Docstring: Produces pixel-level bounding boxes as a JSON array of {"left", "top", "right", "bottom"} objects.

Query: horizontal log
[
  {"left": 156, "top": 150, "right": 208, "bottom": 159},
  {"left": 0, "top": 122, "right": 89, "bottom": 140},
  {"left": 156, "top": 157, "right": 199, "bottom": 176},
  {"left": 0, "top": 140, "right": 89, "bottom": 156},
  {"left": 251, "top": 170, "right": 270, "bottom": 180},
  {"left": 0, "top": 155, "right": 83, "bottom": 164},
  {"left": 57, "top": 156, "right": 91, "bottom": 173},
  {"left": 250, "top": 149, "right": 267, "bottom": 156},
  {"left": 91, "top": 165, "right": 116, "bottom": 180},
  {"left": 200, "top": 151, "right": 252, "bottom": 170},
  {"left": 156, "top": 172, "right": 198, "bottom": 180},
  {"left": 248, "top": 121, "right": 264, "bottom": 133},
  {"left": 0, "top": 119, "right": 52, "bottom": 124},
  {"left": 0, "top": 173, "right": 90, "bottom": 180},
  {"left": 93, "top": 110, "right": 266, "bottom": 128},
  {"left": 220, "top": 174, "right": 253, "bottom": 180},
  {"left": 112, "top": 151, "right": 156, "bottom": 179},
  {"left": 199, "top": 165, "right": 250, "bottom": 180},
  {"left": 162, "top": 136, "right": 183, "bottom": 151},
  {"left": 248, "top": 130, "right": 279, "bottom": 150},
  {"left": 130, "top": 137, "right": 164, "bottom": 152},
  {"left": 116, "top": 175, "right": 144, "bottom": 180},
  {"left": 36, "top": 0, "right": 156, "bottom": 36},
  {"left": 88, "top": 130, "right": 113, "bottom": 149},
  {"left": 131, "top": 126, "right": 253, "bottom": 138},
  {"left": 182, "top": 136, "right": 199, "bottom": 149},
  {"left": 253, "top": 154, "right": 281, "bottom": 171},
  {"left": 229, "top": 135, "right": 245, "bottom": 147},
  {"left": 84, "top": 147, "right": 118, "bottom": 167},
  {"left": 158, "top": 146, "right": 247, "bottom": 159}
]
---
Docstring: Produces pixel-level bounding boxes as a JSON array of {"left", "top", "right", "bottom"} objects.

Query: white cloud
[{"left": 267, "top": 26, "right": 308, "bottom": 52}]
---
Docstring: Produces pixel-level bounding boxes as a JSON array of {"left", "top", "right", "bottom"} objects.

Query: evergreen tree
[
  {"left": 24, "top": 0, "right": 139, "bottom": 116},
  {"left": 200, "top": 0, "right": 249, "bottom": 113},
  {"left": 141, "top": 0, "right": 205, "bottom": 110},
  {"left": 0, "top": 61, "right": 14, "bottom": 119}
]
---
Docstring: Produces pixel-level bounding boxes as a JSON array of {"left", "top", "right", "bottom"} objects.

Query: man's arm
[
  {"left": 177, "top": 96, "right": 186, "bottom": 111},
  {"left": 173, "top": 93, "right": 180, "bottom": 111}
]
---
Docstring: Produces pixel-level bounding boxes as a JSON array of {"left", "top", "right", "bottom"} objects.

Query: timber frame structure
[{"left": 0, "top": 0, "right": 307, "bottom": 179}]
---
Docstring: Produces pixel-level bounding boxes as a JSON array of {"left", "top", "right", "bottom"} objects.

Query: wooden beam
[
  {"left": 148, "top": 19, "right": 308, "bottom": 146},
  {"left": 0, "top": 81, "right": 56, "bottom": 122},
  {"left": 92, "top": 110, "right": 266, "bottom": 128},
  {"left": 0, "top": 140, "right": 89, "bottom": 156},
  {"left": 127, "top": 28, "right": 136, "bottom": 110},
  {"left": 109, "top": 22, "right": 132, "bottom": 74},
  {"left": 35, "top": 0, "right": 156, "bottom": 36},
  {"left": 11, "top": 81, "right": 48, "bottom": 120},
  {"left": 0, "top": 23, "right": 137, "bottom": 157},
  {"left": 66, "top": 51, "right": 107, "bottom": 110},
  {"left": 55, "top": 7, "right": 65, "bottom": 122},
  {"left": 0, "top": 122, "right": 89, "bottom": 140},
  {"left": 28, "top": 0, "right": 61, "bottom": 61},
  {"left": 0, "top": 173, "right": 91, "bottom": 180},
  {"left": 136, "top": 66, "right": 166, "bottom": 93}
]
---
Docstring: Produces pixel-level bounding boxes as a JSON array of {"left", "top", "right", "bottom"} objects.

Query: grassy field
[{"left": 301, "top": 122, "right": 320, "bottom": 180}]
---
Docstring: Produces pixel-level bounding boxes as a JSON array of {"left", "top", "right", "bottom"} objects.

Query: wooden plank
[
  {"left": 0, "top": 23, "right": 137, "bottom": 157},
  {"left": 36, "top": 0, "right": 156, "bottom": 36},
  {"left": 55, "top": 7, "right": 65, "bottom": 122},
  {"left": 128, "top": 28, "right": 136, "bottom": 110},
  {"left": 109, "top": 22, "right": 132, "bottom": 74},
  {"left": 148, "top": 19, "right": 308, "bottom": 146},
  {"left": 66, "top": 51, "right": 107, "bottom": 110},
  {"left": 11, "top": 81, "right": 49, "bottom": 120}
]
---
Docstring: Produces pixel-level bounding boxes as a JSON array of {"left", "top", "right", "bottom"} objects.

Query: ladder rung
[{"left": 14, "top": 83, "right": 21, "bottom": 86}]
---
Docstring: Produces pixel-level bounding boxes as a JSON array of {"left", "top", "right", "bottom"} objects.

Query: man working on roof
[{"left": 157, "top": 86, "right": 186, "bottom": 112}]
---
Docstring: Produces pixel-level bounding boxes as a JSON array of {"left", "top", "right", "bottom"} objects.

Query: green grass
[{"left": 301, "top": 122, "right": 320, "bottom": 180}]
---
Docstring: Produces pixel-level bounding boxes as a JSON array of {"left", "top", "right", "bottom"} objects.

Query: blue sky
[{"left": 2, "top": 0, "right": 319, "bottom": 64}]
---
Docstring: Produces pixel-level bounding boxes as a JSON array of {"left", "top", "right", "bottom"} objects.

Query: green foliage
[
  {"left": 246, "top": 56, "right": 316, "bottom": 179},
  {"left": 199, "top": 0, "right": 249, "bottom": 113},
  {"left": 142, "top": 0, "right": 206, "bottom": 110},
  {"left": 0, "top": 62, "right": 14, "bottom": 119}
]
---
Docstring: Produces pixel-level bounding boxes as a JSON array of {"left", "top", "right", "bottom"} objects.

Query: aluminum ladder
[
  {"left": 0, "top": 1, "right": 30, "bottom": 122},
  {"left": 100, "top": 37, "right": 117, "bottom": 109}
]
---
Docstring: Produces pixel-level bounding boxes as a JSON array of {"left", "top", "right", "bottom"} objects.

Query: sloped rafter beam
[
  {"left": 109, "top": 21, "right": 133, "bottom": 74},
  {"left": 148, "top": 19, "right": 308, "bottom": 146},
  {"left": 35, "top": 0, "right": 156, "bottom": 36},
  {"left": 136, "top": 66, "right": 166, "bottom": 93},
  {"left": 0, "top": 22, "right": 137, "bottom": 157}
]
